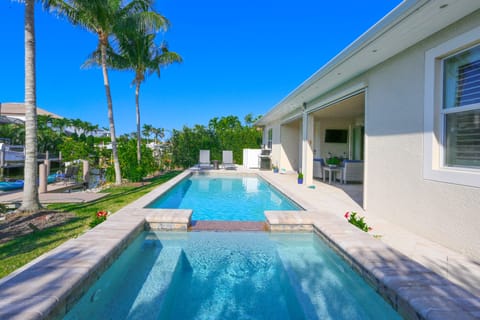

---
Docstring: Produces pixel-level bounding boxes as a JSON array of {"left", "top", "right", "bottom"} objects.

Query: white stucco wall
[
  {"left": 365, "top": 11, "right": 480, "bottom": 258},
  {"left": 280, "top": 120, "right": 301, "bottom": 172}
]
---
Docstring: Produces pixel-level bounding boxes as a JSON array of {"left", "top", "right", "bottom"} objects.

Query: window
[
  {"left": 443, "top": 45, "right": 480, "bottom": 168},
  {"left": 267, "top": 128, "right": 273, "bottom": 149},
  {"left": 424, "top": 26, "right": 480, "bottom": 187}
]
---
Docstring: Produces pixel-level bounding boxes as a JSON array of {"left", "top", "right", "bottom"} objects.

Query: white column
[
  {"left": 39, "top": 164, "right": 47, "bottom": 194},
  {"left": 301, "top": 109, "right": 315, "bottom": 185}
]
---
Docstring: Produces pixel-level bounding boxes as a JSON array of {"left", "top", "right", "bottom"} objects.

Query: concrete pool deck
[{"left": 0, "top": 168, "right": 479, "bottom": 319}]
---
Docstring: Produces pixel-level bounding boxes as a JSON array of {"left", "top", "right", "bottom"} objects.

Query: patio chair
[
  {"left": 222, "top": 150, "right": 236, "bottom": 170},
  {"left": 198, "top": 150, "right": 211, "bottom": 169},
  {"left": 340, "top": 161, "right": 364, "bottom": 184},
  {"left": 59, "top": 166, "right": 79, "bottom": 185}
]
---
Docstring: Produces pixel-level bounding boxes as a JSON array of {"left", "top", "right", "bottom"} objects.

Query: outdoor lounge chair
[
  {"left": 198, "top": 150, "right": 211, "bottom": 169},
  {"left": 222, "top": 150, "right": 236, "bottom": 170},
  {"left": 58, "top": 166, "right": 79, "bottom": 185}
]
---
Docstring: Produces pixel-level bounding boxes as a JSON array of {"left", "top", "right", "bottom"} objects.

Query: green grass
[{"left": 0, "top": 171, "right": 181, "bottom": 279}]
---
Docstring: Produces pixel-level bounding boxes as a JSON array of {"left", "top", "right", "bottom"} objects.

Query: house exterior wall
[
  {"left": 280, "top": 120, "right": 301, "bottom": 172},
  {"left": 365, "top": 11, "right": 480, "bottom": 258}
]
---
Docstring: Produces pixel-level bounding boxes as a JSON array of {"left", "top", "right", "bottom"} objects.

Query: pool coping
[{"left": 0, "top": 169, "right": 479, "bottom": 319}]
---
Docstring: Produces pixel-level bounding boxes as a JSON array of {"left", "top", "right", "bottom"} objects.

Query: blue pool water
[
  {"left": 147, "top": 175, "right": 302, "bottom": 221},
  {"left": 65, "top": 232, "right": 401, "bottom": 320}
]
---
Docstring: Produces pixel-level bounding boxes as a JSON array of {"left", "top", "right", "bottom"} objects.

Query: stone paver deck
[{"left": 0, "top": 168, "right": 479, "bottom": 319}]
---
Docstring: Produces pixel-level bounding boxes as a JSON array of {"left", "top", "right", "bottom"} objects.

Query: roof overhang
[{"left": 255, "top": 0, "right": 480, "bottom": 126}]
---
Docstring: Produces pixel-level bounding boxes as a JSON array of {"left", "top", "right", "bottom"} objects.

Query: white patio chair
[
  {"left": 222, "top": 150, "right": 236, "bottom": 170},
  {"left": 198, "top": 150, "right": 211, "bottom": 169}
]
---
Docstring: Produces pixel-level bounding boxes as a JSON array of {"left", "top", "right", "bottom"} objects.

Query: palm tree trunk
[
  {"left": 100, "top": 37, "right": 122, "bottom": 185},
  {"left": 135, "top": 81, "right": 141, "bottom": 164},
  {"left": 19, "top": 0, "right": 41, "bottom": 212}
]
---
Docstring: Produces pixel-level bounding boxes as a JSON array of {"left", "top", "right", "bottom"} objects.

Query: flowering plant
[
  {"left": 90, "top": 210, "right": 109, "bottom": 228},
  {"left": 344, "top": 211, "right": 372, "bottom": 232}
]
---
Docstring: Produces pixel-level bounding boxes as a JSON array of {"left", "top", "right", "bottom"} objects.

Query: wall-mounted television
[{"left": 325, "top": 129, "right": 348, "bottom": 143}]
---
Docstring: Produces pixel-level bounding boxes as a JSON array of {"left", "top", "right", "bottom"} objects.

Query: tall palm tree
[
  {"left": 19, "top": 0, "right": 41, "bottom": 212},
  {"left": 129, "top": 38, "right": 180, "bottom": 163},
  {"left": 49, "top": 0, "right": 166, "bottom": 184},
  {"left": 95, "top": 26, "right": 181, "bottom": 164}
]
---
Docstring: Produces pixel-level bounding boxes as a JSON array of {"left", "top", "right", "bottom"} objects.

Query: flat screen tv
[{"left": 325, "top": 129, "right": 348, "bottom": 143}]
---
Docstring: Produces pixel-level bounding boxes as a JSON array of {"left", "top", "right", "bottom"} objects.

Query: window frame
[
  {"left": 424, "top": 26, "right": 480, "bottom": 187},
  {"left": 267, "top": 128, "right": 273, "bottom": 149}
]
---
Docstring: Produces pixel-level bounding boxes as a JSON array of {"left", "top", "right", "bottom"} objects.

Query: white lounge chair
[
  {"left": 222, "top": 150, "right": 236, "bottom": 170},
  {"left": 198, "top": 150, "right": 211, "bottom": 169}
]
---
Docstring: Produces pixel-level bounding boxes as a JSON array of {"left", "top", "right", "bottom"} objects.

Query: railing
[{"left": 0, "top": 144, "right": 61, "bottom": 168}]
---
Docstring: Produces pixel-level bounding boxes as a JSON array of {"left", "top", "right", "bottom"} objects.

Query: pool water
[
  {"left": 65, "top": 232, "right": 401, "bottom": 320},
  {"left": 147, "top": 175, "right": 302, "bottom": 221}
]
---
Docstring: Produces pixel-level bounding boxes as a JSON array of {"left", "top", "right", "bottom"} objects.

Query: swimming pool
[
  {"left": 147, "top": 174, "right": 302, "bottom": 221},
  {"left": 65, "top": 232, "right": 401, "bottom": 320}
]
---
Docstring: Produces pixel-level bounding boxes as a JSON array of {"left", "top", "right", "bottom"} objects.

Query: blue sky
[{"left": 0, "top": 0, "right": 401, "bottom": 135}]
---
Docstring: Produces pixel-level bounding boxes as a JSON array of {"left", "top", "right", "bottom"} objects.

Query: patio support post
[{"left": 301, "top": 106, "right": 314, "bottom": 185}]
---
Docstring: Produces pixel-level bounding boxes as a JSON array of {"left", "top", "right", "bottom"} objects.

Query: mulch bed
[{"left": 0, "top": 211, "right": 75, "bottom": 244}]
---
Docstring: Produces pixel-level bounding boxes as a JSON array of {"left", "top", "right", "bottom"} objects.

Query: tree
[
  {"left": 50, "top": 0, "right": 166, "bottom": 184},
  {"left": 18, "top": 0, "right": 41, "bottom": 212},
  {"left": 151, "top": 127, "right": 164, "bottom": 144},
  {"left": 106, "top": 28, "right": 181, "bottom": 164},
  {"left": 142, "top": 124, "right": 153, "bottom": 143}
]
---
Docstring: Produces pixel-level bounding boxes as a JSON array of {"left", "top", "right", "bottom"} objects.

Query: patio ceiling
[
  {"left": 311, "top": 93, "right": 364, "bottom": 120},
  {"left": 256, "top": 0, "right": 480, "bottom": 126}
]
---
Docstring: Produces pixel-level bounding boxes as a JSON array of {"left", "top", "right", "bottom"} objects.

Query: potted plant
[
  {"left": 297, "top": 172, "right": 304, "bottom": 184},
  {"left": 272, "top": 164, "right": 279, "bottom": 173}
]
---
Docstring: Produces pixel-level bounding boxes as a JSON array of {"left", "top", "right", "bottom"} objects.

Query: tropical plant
[
  {"left": 170, "top": 115, "right": 262, "bottom": 169},
  {"left": 19, "top": 0, "right": 41, "bottom": 212},
  {"left": 102, "top": 29, "right": 181, "bottom": 164},
  {"left": 344, "top": 211, "right": 372, "bottom": 232},
  {"left": 117, "top": 138, "right": 157, "bottom": 182},
  {"left": 142, "top": 124, "right": 153, "bottom": 143},
  {"left": 49, "top": 0, "right": 166, "bottom": 185}
]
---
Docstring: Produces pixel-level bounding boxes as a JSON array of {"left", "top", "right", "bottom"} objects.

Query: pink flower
[{"left": 344, "top": 212, "right": 350, "bottom": 219}]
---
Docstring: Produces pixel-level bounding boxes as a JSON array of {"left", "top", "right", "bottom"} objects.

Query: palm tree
[
  {"left": 18, "top": 0, "right": 41, "bottom": 212},
  {"left": 142, "top": 124, "right": 153, "bottom": 143},
  {"left": 94, "top": 25, "right": 181, "bottom": 164},
  {"left": 116, "top": 33, "right": 181, "bottom": 163},
  {"left": 151, "top": 127, "right": 164, "bottom": 144},
  {"left": 49, "top": 0, "right": 166, "bottom": 184}
]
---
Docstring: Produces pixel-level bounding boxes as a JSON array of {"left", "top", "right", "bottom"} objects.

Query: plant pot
[
  {"left": 273, "top": 168, "right": 279, "bottom": 173},
  {"left": 297, "top": 178, "right": 303, "bottom": 184}
]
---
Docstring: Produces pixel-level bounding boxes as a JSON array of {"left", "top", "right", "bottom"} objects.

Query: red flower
[
  {"left": 96, "top": 211, "right": 108, "bottom": 218},
  {"left": 344, "top": 212, "right": 350, "bottom": 219}
]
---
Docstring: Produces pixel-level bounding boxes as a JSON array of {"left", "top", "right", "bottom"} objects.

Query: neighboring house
[
  {"left": 256, "top": 1, "right": 480, "bottom": 259},
  {"left": 0, "top": 102, "right": 62, "bottom": 120},
  {"left": 0, "top": 102, "right": 109, "bottom": 138}
]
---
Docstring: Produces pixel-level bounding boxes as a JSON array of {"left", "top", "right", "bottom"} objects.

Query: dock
[{"left": 0, "top": 182, "right": 107, "bottom": 205}]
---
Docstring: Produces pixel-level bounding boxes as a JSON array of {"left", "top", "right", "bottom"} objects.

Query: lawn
[{"left": 0, "top": 171, "right": 180, "bottom": 279}]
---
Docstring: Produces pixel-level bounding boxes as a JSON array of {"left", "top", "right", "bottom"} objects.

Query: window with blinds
[{"left": 443, "top": 44, "right": 480, "bottom": 168}]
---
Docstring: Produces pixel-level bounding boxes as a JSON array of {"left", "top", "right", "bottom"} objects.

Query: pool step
[
  {"left": 126, "top": 246, "right": 185, "bottom": 319},
  {"left": 189, "top": 220, "right": 268, "bottom": 231},
  {"left": 276, "top": 248, "right": 320, "bottom": 319}
]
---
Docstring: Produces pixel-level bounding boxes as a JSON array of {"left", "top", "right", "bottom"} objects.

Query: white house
[{"left": 256, "top": 1, "right": 480, "bottom": 259}]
